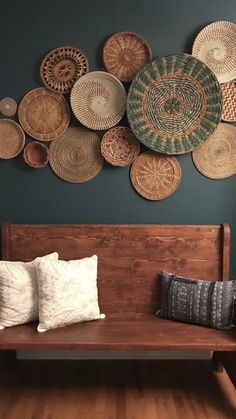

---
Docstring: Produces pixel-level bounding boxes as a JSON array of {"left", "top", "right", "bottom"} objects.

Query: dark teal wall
[{"left": 0, "top": 0, "right": 236, "bottom": 273}]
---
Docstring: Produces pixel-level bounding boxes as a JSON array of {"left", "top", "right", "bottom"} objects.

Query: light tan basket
[
  {"left": 221, "top": 81, "right": 236, "bottom": 122},
  {"left": 192, "top": 21, "right": 236, "bottom": 83},
  {"left": 130, "top": 151, "right": 181, "bottom": 200},
  {"left": 70, "top": 71, "right": 126, "bottom": 130},
  {"left": 192, "top": 123, "right": 236, "bottom": 179},
  {"left": 0, "top": 119, "right": 25, "bottom": 159},
  {"left": 0, "top": 97, "right": 17, "bottom": 116},
  {"left": 101, "top": 126, "right": 140, "bottom": 166}
]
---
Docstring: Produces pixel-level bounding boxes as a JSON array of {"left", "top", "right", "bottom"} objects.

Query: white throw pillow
[
  {"left": 0, "top": 252, "right": 59, "bottom": 329},
  {"left": 37, "top": 255, "right": 105, "bottom": 332}
]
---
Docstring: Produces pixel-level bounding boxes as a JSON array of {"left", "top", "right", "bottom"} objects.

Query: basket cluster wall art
[{"left": 0, "top": 22, "right": 235, "bottom": 197}]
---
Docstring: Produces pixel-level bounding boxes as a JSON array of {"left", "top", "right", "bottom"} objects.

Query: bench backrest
[{"left": 1, "top": 224, "right": 230, "bottom": 315}]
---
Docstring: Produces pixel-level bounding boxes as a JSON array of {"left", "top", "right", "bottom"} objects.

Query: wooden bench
[{"left": 0, "top": 223, "right": 236, "bottom": 389}]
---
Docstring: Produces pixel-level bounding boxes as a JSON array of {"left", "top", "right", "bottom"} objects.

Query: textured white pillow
[
  {"left": 37, "top": 255, "right": 105, "bottom": 332},
  {"left": 0, "top": 252, "right": 59, "bottom": 329}
]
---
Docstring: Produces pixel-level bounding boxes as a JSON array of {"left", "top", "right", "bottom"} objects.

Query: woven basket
[
  {"left": 101, "top": 126, "right": 140, "bottom": 166},
  {"left": 23, "top": 142, "right": 49, "bottom": 168},
  {"left": 192, "top": 123, "right": 236, "bottom": 179},
  {"left": 221, "top": 82, "right": 236, "bottom": 122},
  {"left": 49, "top": 127, "right": 104, "bottom": 183},
  {"left": 0, "top": 119, "right": 25, "bottom": 159},
  {"left": 103, "top": 32, "right": 152, "bottom": 82},
  {"left": 40, "top": 46, "right": 89, "bottom": 94},
  {"left": 130, "top": 151, "right": 181, "bottom": 200},
  {"left": 70, "top": 71, "right": 126, "bottom": 130},
  {"left": 0, "top": 97, "right": 17, "bottom": 116},
  {"left": 192, "top": 21, "right": 236, "bottom": 83},
  {"left": 127, "top": 54, "right": 222, "bottom": 155},
  {"left": 18, "top": 87, "right": 70, "bottom": 141}
]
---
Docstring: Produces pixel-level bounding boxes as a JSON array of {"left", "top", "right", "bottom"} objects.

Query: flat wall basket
[
  {"left": 103, "top": 31, "right": 152, "bottom": 82},
  {"left": 221, "top": 81, "right": 236, "bottom": 122},
  {"left": 101, "top": 126, "right": 140, "bottom": 166},
  {"left": 18, "top": 87, "right": 70, "bottom": 141},
  {"left": 127, "top": 54, "right": 222, "bottom": 155},
  {"left": 70, "top": 71, "right": 126, "bottom": 130},
  {"left": 40, "top": 46, "right": 89, "bottom": 94},
  {"left": 192, "top": 21, "right": 236, "bottom": 83},
  {"left": 0, "top": 119, "right": 25, "bottom": 159}
]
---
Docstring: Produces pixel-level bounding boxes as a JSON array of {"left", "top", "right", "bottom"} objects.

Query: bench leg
[
  {"left": 212, "top": 351, "right": 224, "bottom": 372},
  {"left": 0, "top": 350, "right": 16, "bottom": 373},
  {"left": 221, "top": 352, "right": 236, "bottom": 388}
]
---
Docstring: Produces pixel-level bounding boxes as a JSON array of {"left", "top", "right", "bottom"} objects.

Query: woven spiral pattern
[
  {"left": 49, "top": 127, "right": 104, "bottom": 183},
  {"left": 192, "top": 21, "right": 236, "bottom": 83},
  {"left": 0, "top": 119, "right": 25, "bottom": 159},
  {"left": 101, "top": 127, "right": 140, "bottom": 166},
  {"left": 70, "top": 71, "right": 126, "bottom": 130},
  {"left": 192, "top": 123, "right": 236, "bottom": 179},
  {"left": 40, "top": 46, "right": 89, "bottom": 94},
  {"left": 221, "top": 82, "right": 236, "bottom": 122},
  {"left": 103, "top": 32, "right": 152, "bottom": 82},
  {"left": 127, "top": 54, "right": 222, "bottom": 155},
  {"left": 18, "top": 88, "right": 70, "bottom": 141},
  {"left": 130, "top": 151, "right": 181, "bottom": 200}
]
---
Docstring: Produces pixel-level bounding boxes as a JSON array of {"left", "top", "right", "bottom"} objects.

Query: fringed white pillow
[
  {"left": 0, "top": 252, "right": 59, "bottom": 329},
  {"left": 36, "top": 255, "right": 105, "bottom": 332}
]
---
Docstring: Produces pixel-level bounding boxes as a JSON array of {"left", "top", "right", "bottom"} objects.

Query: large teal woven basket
[{"left": 127, "top": 54, "right": 222, "bottom": 155}]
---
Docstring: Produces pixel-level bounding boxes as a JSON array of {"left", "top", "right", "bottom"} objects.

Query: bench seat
[{"left": 0, "top": 314, "right": 236, "bottom": 351}]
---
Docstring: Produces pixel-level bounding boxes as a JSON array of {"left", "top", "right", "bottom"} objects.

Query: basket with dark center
[
  {"left": 23, "top": 142, "right": 49, "bottom": 168},
  {"left": 101, "top": 126, "right": 140, "bottom": 166}
]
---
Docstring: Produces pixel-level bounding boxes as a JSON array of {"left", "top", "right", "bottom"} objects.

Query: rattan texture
[
  {"left": 130, "top": 151, "right": 181, "bottom": 200},
  {"left": 49, "top": 127, "right": 104, "bottom": 183},
  {"left": 40, "top": 46, "right": 89, "bottom": 94},
  {"left": 23, "top": 142, "right": 49, "bottom": 168},
  {"left": 127, "top": 54, "right": 222, "bottom": 155},
  {"left": 221, "top": 82, "right": 236, "bottom": 122},
  {"left": 103, "top": 32, "right": 152, "bottom": 82},
  {"left": 101, "top": 127, "right": 140, "bottom": 166},
  {"left": 0, "top": 97, "right": 17, "bottom": 116},
  {"left": 192, "top": 21, "right": 236, "bottom": 83},
  {"left": 18, "top": 87, "right": 70, "bottom": 141},
  {"left": 70, "top": 71, "right": 126, "bottom": 130},
  {"left": 0, "top": 119, "right": 25, "bottom": 159},
  {"left": 192, "top": 123, "right": 236, "bottom": 179}
]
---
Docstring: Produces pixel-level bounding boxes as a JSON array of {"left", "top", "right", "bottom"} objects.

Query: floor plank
[{"left": 0, "top": 360, "right": 236, "bottom": 419}]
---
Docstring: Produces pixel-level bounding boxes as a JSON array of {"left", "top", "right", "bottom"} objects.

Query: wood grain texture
[{"left": 0, "top": 360, "right": 236, "bottom": 419}]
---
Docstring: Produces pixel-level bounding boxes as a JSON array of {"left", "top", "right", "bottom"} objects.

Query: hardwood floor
[{"left": 0, "top": 360, "right": 236, "bottom": 419}]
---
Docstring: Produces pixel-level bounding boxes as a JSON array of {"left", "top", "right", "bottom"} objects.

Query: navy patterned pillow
[{"left": 157, "top": 271, "right": 236, "bottom": 330}]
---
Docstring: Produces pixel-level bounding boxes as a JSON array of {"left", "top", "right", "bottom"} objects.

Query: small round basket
[
  {"left": 23, "top": 141, "right": 49, "bottom": 168},
  {"left": 101, "top": 126, "right": 140, "bottom": 166}
]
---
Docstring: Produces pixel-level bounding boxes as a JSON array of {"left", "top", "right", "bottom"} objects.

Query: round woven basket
[
  {"left": 49, "top": 127, "right": 104, "bottom": 183},
  {"left": 40, "top": 46, "right": 89, "bottom": 94},
  {"left": 101, "top": 126, "right": 140, "bottom": 166},
  {"left": 70, "top": 71, "right": 126, "bottom": 130},
  {"left": 0, "top": 97, "right": 17, "bottom": 116},
  {"left": 23, "top": 142, "right": 49, "bottom": 168},
  {"left": 0, "top": 119, "right": 25, "bottom": 159},
  {"left": 130, "top": 151, "right": 181, "bottom": 200},
  {"left": 192, "top": 21, "right": 236, "bottom": 83},
  {"left": 127, "top": 54, "right": 222, "bottom": 155},
  {"left": 103, "top": 32, "right": 152, "bottom": 82},
  {"left": 192, "top": 123, "right": 236, "bottom": 179},
  {"left": 221, "top": 81, "right": 236, "bottom": 122},
  {"left": 18, "top": 87, "right": 70, "bottom": 141}
]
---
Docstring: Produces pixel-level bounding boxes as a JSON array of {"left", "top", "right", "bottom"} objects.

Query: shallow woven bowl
[
  {"left": 23, "top": 142, "right": 49, "bottom": 168},
  {"left": 130, "top": 151, "right": 181, "bottom": 200},
  {"left": 192, "top": 20, "right": 236, "bottom": 83},
  {"left": 192, "top": 123, "right": 236, "bottom": 179},
  {"left": 101, "top": 126, "right": 140, "bottom": 166},
  {"left": 127, "top": 53, "right": 222, "bottom": 155},
  {"left": 70, "top": 71, "right": 126, "bottom": 130},
  {"left": 40, "top": 46, "right": 89, "bottom": 94},
  {"left": 103, "top": 31, "right": 152, "bottom": 82}
]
